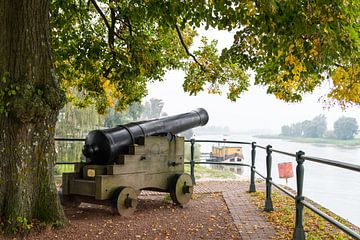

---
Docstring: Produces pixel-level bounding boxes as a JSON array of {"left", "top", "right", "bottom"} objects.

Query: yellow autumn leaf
[{"left": 140, "top": 67, "right": 146, "bottom": 76}]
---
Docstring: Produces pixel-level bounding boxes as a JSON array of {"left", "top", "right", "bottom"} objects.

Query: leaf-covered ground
[
  {"left": 3, "top": 193, "right": 240, "bottom": 240},
  {"left": 249, "top": 189, "right": 359, "bottom": 240}
]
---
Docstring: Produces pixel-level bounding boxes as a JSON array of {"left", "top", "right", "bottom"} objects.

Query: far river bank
[{"left": 254, "top": 134, "right": 360, "bottom": 147}]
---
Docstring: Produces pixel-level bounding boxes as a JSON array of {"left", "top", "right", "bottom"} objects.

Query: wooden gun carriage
[{"left": 61, "top": 109, "right": 209, "bottom": 216}]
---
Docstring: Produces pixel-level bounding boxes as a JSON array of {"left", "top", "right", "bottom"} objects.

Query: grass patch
[
  {"left": 184, "top": 164, "right": 237, "bottom": 180},
  {"left": 249, "top": 190, "right": 359, "bottom": 239},
  {"left": 162, "top": 194, "right": 173, "bottom": 204}
]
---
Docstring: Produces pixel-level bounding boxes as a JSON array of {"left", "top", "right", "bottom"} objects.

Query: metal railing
[
  {"left": 184, "top": 139, "right": 360, "bottom": 240},
  {"left": 55, "top": 137, "right": 360, "bottom": 240}
]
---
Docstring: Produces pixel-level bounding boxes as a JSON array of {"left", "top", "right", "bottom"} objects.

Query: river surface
[{"left": 194, "top": 133, "right": 360, "bottom": 227}]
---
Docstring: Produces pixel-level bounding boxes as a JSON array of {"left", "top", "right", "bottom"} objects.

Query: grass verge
[
  {"left": 249, "top": 189, "right": 359, "bottom": 239},
  {"left": 184, "top": 164, "right": 238, "bottom": 180}
]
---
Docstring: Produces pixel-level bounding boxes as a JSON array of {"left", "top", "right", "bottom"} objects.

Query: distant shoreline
[{"left": 254, "top": 134, "right": 360, "bottom": 147}]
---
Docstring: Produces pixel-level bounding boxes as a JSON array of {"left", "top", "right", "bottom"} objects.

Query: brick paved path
[{"left": 194, "top": 181, "right": 276, "bottom": 240}]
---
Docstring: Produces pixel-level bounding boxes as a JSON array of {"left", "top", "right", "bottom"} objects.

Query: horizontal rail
[
  {"left": 271, "top": 148, "right": 297, "bottom": 157},
  {"left": 255, "top": 145, "right": 267, "bottom": 150},
  {"left": 58, "top": 160, "right": 250, "bottom": 167},
  {"left": 185, "top": 161, "right": 250, "bottom": 167},
  {"left": 269, "top": 180, "right": 296, "bottom": 199},
  {"left": 304, "top": 155, "right": 360, "bottom": 172},
  {"left": 55, "top": 138, "right": 251, "bottom": 145},
  {"left": 56, "top": 162, "right": 81, "bottom": 165},
  {"left": 254, "top": 144, "right": 360, "bottom": 172},
  {"left": 302, "top": 200, "right": 360, "bottom": 239},
  {"left": 55, "top": 138, "right": 85, "bottom": 141},
  {"left": 254, "top": 170, "right": 266, "bottom": 180},
  {"left": 185, "top": 139, "right": 251, "bottom": 145}
]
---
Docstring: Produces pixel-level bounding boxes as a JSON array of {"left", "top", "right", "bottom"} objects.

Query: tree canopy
[{"left": 50, "top": 0, "right": 360, "bottom": 115}]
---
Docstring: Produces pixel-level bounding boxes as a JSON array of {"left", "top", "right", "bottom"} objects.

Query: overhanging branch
[
  {"left": 175, "top": 25, "right": 204, "bottom": 70},
  {"left": 89, "top": 0, "right": 124, "bottom": 41}
]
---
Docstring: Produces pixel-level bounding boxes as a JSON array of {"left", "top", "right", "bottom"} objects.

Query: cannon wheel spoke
[{"left": 170, "top": 173, "right": 193, "bottom": 206}]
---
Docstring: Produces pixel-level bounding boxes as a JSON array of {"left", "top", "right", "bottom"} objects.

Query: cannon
[
  {"left": 61, "top": 108, "right": 209, "bottom": 216},
  {"left": 82, "top": 108, "right": 209, "bottom": 165}
]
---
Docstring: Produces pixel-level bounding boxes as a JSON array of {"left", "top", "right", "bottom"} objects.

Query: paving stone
[{"left": 194, "top": 181, "right": 276, "bottom": 239}]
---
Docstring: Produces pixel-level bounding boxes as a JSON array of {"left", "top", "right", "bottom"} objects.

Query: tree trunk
[{"left": 0, "top": 0, "right": 66, "bottom": 233}]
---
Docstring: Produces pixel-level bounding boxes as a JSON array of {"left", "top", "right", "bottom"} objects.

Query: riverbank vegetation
[
  {"left": 250, "top": 189, "right": 359, "bottom": 240},
  {"left": 255, "top": 134, "right": 360, "bottom": 147},
  {"left": 281, "top": 115, "right": 358, "bottom": 140},
  {"left": 257, "top": 115, "right": 360, "bottom": 147}
]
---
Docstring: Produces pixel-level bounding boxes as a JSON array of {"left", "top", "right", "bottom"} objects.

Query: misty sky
[{"left": 145, "top": 29, "right": 360, "bottom": 133}]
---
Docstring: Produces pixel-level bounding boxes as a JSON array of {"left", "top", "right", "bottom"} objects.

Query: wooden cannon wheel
[
  {"left": 170, "top": 173, "right": 193, "bottom": 206},
  {"left": 112, "top": 186, "right": 138, "bottom": 216}
]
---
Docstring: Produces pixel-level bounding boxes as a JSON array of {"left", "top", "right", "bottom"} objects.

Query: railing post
[
  {"left": 190, "top": 138, "right": 196, "bottom": 185},
  {"left": 293, "top": 151, "right": 305, "bottom": 240},
  {"left": 249, "top": 142, "right": 256, "bottom": 192},
  {"left": 264, "top": 145, "right": 274, "bottom": 212}
]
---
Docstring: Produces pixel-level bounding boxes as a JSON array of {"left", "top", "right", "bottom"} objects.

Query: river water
[{"left": 194, "top": 134, "right": 360, "bottom": 227}]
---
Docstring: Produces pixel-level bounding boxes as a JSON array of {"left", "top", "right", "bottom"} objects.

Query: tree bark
[{"left": 0, "top": 0, "right": 66, "bottom": 232}]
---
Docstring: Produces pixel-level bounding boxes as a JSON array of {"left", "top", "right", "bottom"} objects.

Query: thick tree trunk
[{"left": 0, "top": 0, "right": 66, "bottom": 232}]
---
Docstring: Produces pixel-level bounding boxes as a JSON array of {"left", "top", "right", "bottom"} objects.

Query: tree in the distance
[
  {"left": 281, "top": 125, "right": 292, "bottom": 136},
  {"left": 333, "top": 117, "right": 359, "bottom": 140},
  {"left": 142, "top": 98, "right": 165, "bottom": 120},
  {"left": 103, "top": 102, "right": 143, "bottom": 128},
  {"left": 291, "top": 122, "right": 304, "bottom": 137},
  {"left": 301, "top": 120, "right": 315, "bottom": 138},
  {"left": 281, "top": 115, "right": 327, "bottom": 138},
  {"left": 312, "top": 115, "right": 327, "bottom": 138},
  {"left": 302, "top": 115, "right": 327, "bottom": 138}
]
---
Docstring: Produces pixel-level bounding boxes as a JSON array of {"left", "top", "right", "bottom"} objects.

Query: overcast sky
[{"left": 145, "top": 29, "right": 359, "bottom": 134}]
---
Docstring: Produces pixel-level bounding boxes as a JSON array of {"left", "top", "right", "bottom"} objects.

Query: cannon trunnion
[{"left": 61, "top": 135, "right": 193, "bottom": 216}]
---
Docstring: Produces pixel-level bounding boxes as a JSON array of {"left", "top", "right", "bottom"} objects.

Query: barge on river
[{"left": 207, "top": 146, "right": 244, "bottom": 162}]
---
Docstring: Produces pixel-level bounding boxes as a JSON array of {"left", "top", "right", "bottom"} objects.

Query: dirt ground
[{"left": 10, "top": 192, "right": 240, "bottom": 240}]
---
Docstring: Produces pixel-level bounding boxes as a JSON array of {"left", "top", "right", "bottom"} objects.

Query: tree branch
[
  {"left": 89, "top": 0, "right": 124, "bottom": 41},
  {"left": 124, "top": 15, "right": 133, "bottom": 53},
  {"left": 109, "top": 0, "right": 115, "bottom": 48},
  {"left": 334, "top": 63, "right": 345, "bottom": 68},
  {"left": 175, "top": 25, "right": 204, "bottom": 70},
  {"left": 124, "top": 16, "right": 133, "bottom": 37}
]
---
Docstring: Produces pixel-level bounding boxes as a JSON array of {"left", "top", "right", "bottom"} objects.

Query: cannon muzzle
[{"left": 83, "top": 108, "right": 209, "bottom": 165}]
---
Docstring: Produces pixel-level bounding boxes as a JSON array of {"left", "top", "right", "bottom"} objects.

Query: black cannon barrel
[{"left": 82, "top": 108, "right": 209, "bottom": 165}]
